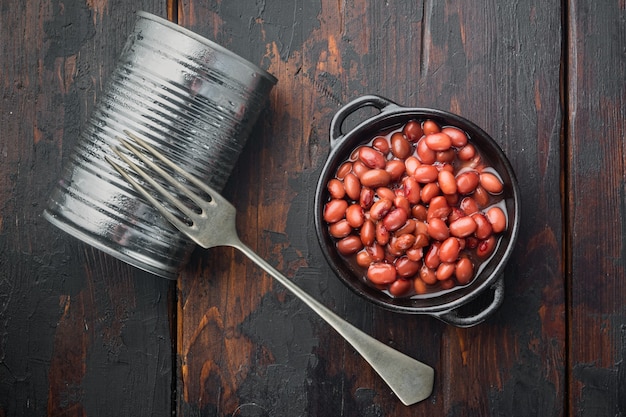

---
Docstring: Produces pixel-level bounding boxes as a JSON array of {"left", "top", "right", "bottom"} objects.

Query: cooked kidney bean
[
  {"left": 403, "top": 120, "right": 424, "bottom": 142},
  {"left": 390, "top": 132, "right": 412, "bottom": 159},
  {"left": 442, "top": 127, "right": 468, "bottom": 147},
  {"left": 367, "top": 262, "right": 397, "bottom": 285},
  {"left": 425, "top": 132, "right": 452, "bottom": 151},
  {"left": 359, "top": 146, "right": 386, "bottom": 169},
  {"left": 337, "top": 235, "right": 363, "bottom": 255},
  {"left": 324, "top": 118, "right": 509, "bottom": 298},
  {"left": 360, "top": 169, "right": 392, "bottom": 188},
  {"left": 324, "top": 199, "right": 348, "bottom": 223},
  {"left": 456, "top": 171, "right": 480, "bottom": 194},
  {"left": 329, "top": 219, "right": 352, "bottom": 238},
  {"left": 327, "top": 178, "right": 346, "bottom": 199},
  {"left": 346, "top": 204, "right": 365, "bottom": 228},
  {"left": 486, "top": 206, "right": 507, "bottom": 233},
  {"left": 480, "top": 172, "right": 504, "bottom": 194},
  {"left": 389, "top": 278, "right": 413, "bottom": 297}
]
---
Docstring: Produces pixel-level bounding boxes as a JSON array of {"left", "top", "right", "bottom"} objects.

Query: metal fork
[{"left": 107, "top": 131, "right": 434, "bottom": 406}]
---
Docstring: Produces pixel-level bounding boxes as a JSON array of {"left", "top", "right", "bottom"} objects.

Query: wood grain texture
[
  {"left": 176, "top": 0, "right": 564, "bottom": 416},
  {"left": 0, "top": 2, "right": 172, "bottom": 416},
  {"left": 567, "top": 0, "right": 626, "bottom": 415}
]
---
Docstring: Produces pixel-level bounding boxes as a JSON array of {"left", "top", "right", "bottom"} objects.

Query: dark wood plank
[
  {"left": 0, "top": 2, "right": 172, "bottom": 416},
  {"left": 176, "top": 0, "right": 565, "bottom": 416},
  {"left": 566, "top": 1, "right": 626, "bottom": 415}
]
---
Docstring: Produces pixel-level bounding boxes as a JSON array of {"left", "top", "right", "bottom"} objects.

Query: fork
[{"left": 107, "top": 130, "right": 434, "bottom": 406}]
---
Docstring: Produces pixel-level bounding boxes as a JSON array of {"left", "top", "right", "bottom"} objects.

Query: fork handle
[{"left": 232, "top": 241, "right": 435, "bottom": 406}]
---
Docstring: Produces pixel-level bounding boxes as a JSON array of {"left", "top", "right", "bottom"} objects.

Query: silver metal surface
[
  {"left": 107, "top": 132, "right": 435, "bottom": 406},
  {"left": 43, "top": 12, "right": 276, "bottom": 278}
]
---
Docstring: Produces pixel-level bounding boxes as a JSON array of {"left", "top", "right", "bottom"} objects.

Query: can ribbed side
[{"left": 44, "top": 12, "right": 276, "bottom": 278}]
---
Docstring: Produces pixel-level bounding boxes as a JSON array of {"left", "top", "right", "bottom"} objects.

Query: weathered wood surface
[
  {"left": 0, "top": 0, "right": 624, "bottom": 415},
  {"left": 566, "top": 0, "right": 626, "bottom": 415},
  {"left": 0, "top": 2, "right": 173, "bottom": 416}
]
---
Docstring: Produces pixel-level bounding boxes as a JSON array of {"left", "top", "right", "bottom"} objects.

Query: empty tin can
[{"left": 44, "top": 11, "right": 277, "bottom": 279}]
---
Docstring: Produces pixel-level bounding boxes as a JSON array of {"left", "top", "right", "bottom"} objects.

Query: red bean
[
  {"left": 413, "top": 233, "right": 430, "bottom": 249},
  {"left": 486, "top": 206, "right": 507, "bottom": 233},
  {"left": 457, "top": 143, "right": 476, "bottom": 160},
  {"left": 329, "top": 219, "right": 352, "bottom": 238},
  {"left": 367, "top": 262, "right": 397, "bottom": 285},
  {"left": 375, "top": 221, "right": 390, "bottom": 246},
  {"left": 424, "top": 243, "right": 441, "bottom": 269},
  {"left": 370, "top": 198, "right": 393, "bottom": 220},
  {"left": 476, "top": 235, "right": 497, "bottom": 259},
  {"left": 406, "top": 246, "right": 424, "bottom": 262},
  {"left": 356, "top": 251, "right": 373, "bottom": 268},
  {"left": 460, "top": 197, "right": 480, "bottom": 215},
  {"left": 372, "top": 136, "right": 390, "bottom": 154},
  {"left": 396, "top": 219, "right": 416, "bottom": 236},
  {"left": 403, "top": 120, "right": 424, "bottom": 142},
  {"left": 436, "top": 149, "right": 456, "bottom": 163},
  {"left": 439, "top": 237, "right": 460, "bottom": 263},
  {"left": 366, "top": 243, "right": 385, "bottom": 261},
  {"left": 422, "top": 120, "right": 440, "bottom": 135},
  {"left": 395, "top": 256, "right": 421, "bottom": 278},
  {"left": 414, "top": 277, "right": 428, "bottom": 294},
  {"left": 376, "top": 187, "right": 396, "bottom": 201},
  {"left": 404, "top": 156, "right": 421, "bottom": 176},
  {"left": 403, "top": 176, "right": 421, "bottom": 204},
  {"left": 412, "top": 204, "right": 428, "bottom": 221},
  {"left": 455, "top": 257, "right": 473, "bottom": 284},
  {"left": 324, "top": 199, "right": 348, "bottom": 223},
  {"left": 456, "top": 171, "right": 480, "bottom": 195},
  {"left": 337, "top": 235, "right": 363, "bottom": 255},
  {"left": 472, "top": 212, "right": 493, "bottom": 240},
  {"left": 385, "top": 160, "right": 406, "bottom": 181},
  {"left": 343, "top": 173, "right": 361, "bottom": 200},
  {"left": 389, "top": 279, "right": 413, "bottom": 297},
  {"left": 392, "top": 233, "right": 416, "bottom": 252},
  {"left": 360, "top": 219, "right": 376, "bottom": 246},
  {"left": 425, "top": 132, "right": 452, "bottom": 151},
  {"left": 359, "top": 187, "right": 374, "bottom": 208},
  {"left": 442, "top": 127, "right": 468, "bottom": 147},
  {"left": 436, "top": 262, "right": 455, "bottom": 281},
  {"left": 420, "top": 265, "right": 438, "bottom": 285},
  {"left": 473, "top": 185, "right": 490, "bottom": 207},
  {"left": 390, "top": 132, "right": 412, "bottom": 159},
  {"left": 352, "top": 160, "right": 369, "bottom": 178},
  {"left": 336, "top": 162, "right": 352, "bottom": 179},
  {"left": 327, "top": 178, "right": 345, "bottom": 199},
  {"left": 413, "top": 165, "right": 439, "bottom": 183},
  {"left": 359, "top": 146, "right": 386, "bottom": 169},
  {"left": 360, "top": 169, "right": 391, "bottom": 188},
  {"left": 427, "top": 217, "right": 449, "bottom": 241},
  {"left": 427, "top": 196, "right": 450, "bottom": 220},
  {"left": 394, "top": 195, "right": 411, "bottom": 215},
  {"left": 449, "top": 216, "right": 477, "bottom": 238},
  {"left": 438, "top": 170, "right": 457, "bottom": 195},
  {"left": 417, "top": 138, "right": 437, "bottom": 164},
  {"left": 420, "top": 182, "right": 441, "bottom": 203},
  {"left": 480, "top": 172, "right": 504, "bottom": 194},
  {"left": 346, "top": 204, "right": 365, "bottom": 228},
  {"left": 383, "top": 208, "right": 408, "bottom": 231}
]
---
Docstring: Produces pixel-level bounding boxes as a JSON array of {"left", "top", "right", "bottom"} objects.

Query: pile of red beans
[{"left": 323, "top": 119, "right": 507, "bottom": 298}]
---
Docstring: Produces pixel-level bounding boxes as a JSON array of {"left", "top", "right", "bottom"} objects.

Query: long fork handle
[{"left": 230, "top": 239, "right": 435, "bottom": 406}]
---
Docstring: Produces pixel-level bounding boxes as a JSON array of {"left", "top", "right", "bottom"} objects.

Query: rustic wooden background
[{"left": 0, "top": 0, "right": 624, "bottom": 416}]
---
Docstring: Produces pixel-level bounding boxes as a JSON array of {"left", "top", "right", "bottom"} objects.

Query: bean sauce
[{"left": 323, "top": 119, "right": 508, "bottom": 298}]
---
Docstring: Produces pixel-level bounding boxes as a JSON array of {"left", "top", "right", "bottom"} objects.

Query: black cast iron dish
[{"left": 314, "top": 95, "right": 520, "bottom": 327}]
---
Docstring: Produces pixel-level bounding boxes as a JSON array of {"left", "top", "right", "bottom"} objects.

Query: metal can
[{"left": 44, "top": 11, "right": 277, "bottom": 279}]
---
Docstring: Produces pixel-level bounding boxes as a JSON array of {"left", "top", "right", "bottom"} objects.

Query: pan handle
[
  {"left": 434, "top": 277, "right": 505, "bottom": 328},
  {"left": 330, "top": 95, "right": 400, "bottom": 147}
]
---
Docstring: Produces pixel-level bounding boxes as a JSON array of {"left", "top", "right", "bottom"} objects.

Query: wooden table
[{"left": 1, "top": 0, "right": 624, "bottom": 415}]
